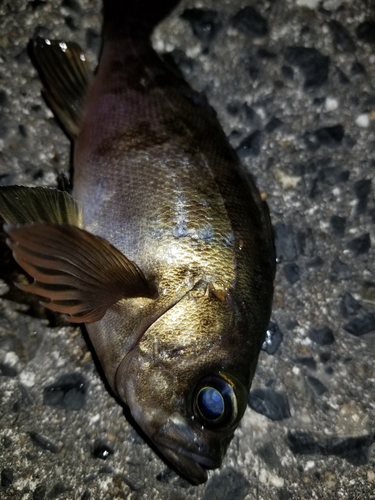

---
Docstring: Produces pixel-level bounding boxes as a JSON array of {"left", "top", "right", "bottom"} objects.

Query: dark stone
[
  {"left": 296, "top": 228, "right": 315, "bottom": 257},
  {"left": 248, "top": 388, "right": 291, "bottom": 421},
  {"left": 65, "top": 15, "right": 77, "bottom": 31},
  {"left": 306, "top": 256, "right": 324, "bottom": 268},
  {"left": 28, "top": 432, "right": 60, "bottom": 454},
  {"left": 27, "top": 0, "right": 47, "bottom": 11},
  {"left": 274, "top": 223, "right": 297, "bottom": 262},
  {"left": 18, "top": 124, "right": 27, "bottom": 138},
  {"left": 278, "top": 489, "right": 292, "bottom": 500},
  {"left": 0, "top": 362, "right": 18, "bottom": 377},
  {"left": 293, "top": 357, "right": 316, "bottom": 370},
  {"left": 257, "top": 48, "right": 276, "bottom": 59},
  {"left": 44, "top": 372, "right": 88, "bottom": 411},
  {"left": 340, "top": 292, "right": 361, "bottom": 318},
  {"left": 330, "top": 215, "right": 346, "bottom": 237},
  {"left": 317, "top": 165, "right": 349, "bottom": 184},
  {"left": 85, "top": 28, "right": 101, "bottom": 56},
  {"left": 47, "top": 482, "right": 72, "bottom": 499},
  {"left": 347, "top": 233, "right": 371, "bottom": 256},
  {"left": 181, "top": 9, "right": 222, "bottom": 45},
  {"left": 0, "top": 121, "right": 8, "bottom": 139},
  {"left": 351, "top": 61, "right": 366, "bottom": 75},
  {"left": 0, "top": 90, "right": 8, "bottom": 107},
  {"left": 361, "top": 280, "right": 375, "bottom": 304},
  {"left": 2, "top": 436, "right": 12, "bottom": 448},
  {"left": 343, "top": 313, "right": 375, "bottom": 336},
  {"left": 336, "top": 67, "right": 350, "bottom": 84},
  {"left": 202, "top": 467, "right": 250, "bottom": 500},
  {"left": 230, "top": 6, "right": 268, "bottom": 38},
  {"left": 1, "top": 468, "right": 14, "bottom": 487},
  {"left": 61, "top": 0, "right": 81, "bottom": 12},
  {"left": 257, "top": 442, "right": 282, "bottom": 470},
  {"left": 242, "top": 104, "right": 262, "bottom": 128},
  {"left": 306, "top": 376, "right": 328, "bottom": 396},
  {"left": 281, "top": 65, "right": 294, "bottom": 80},
  {"left": 33, "top": 484, "right": 46, "bottom": 500},
  {"left": 92, "top": 440, "right": 114, "bottom": 460},
  {"left": 354, "top": 179, "right": 371, "bottom": 214},
  {"left": 284, "top": 47, "right": 330, "bottom": 88},
  {"left": 325, "top": 366, "right": 334, "bottom": 375},
  {"left": 328, "top": 20, "right": 356, "bottom": 52},
  {"left": 227, "top": 103, "right": 240, "bottom": 116},
  {"left": 330, "top": 257, "right": 352, "bottom": 282},
  {"left": 283, "top": 263, "right": 300, "bottom": 284},
  {"left": 319, "top": 352, "right": 331, "bottom": 363},
  {"left": 246, "top": 57, "right": 260, "bottom": 81},
  {"left": 262, "top": 322, "right": 283, "bottom": 355},
  {"left": 236, "top": 130, "right": 262, "bottom": 157},
  {"left": 286, "top": 320, "right": 298, "bottom": 330},
  {"left": 81, "top": 491, "right": 91, "bottom": 500},
  {"left": 265, "top": 117, "right": 283, "bottom": 133},
  {"left": 286, "top": 431, "right": 375, "bottom": 465},
  {"left": 356, "top": 20, "right": 375, "bottom": 44},
  {"left": 308, "top": 326, "right": 335, "bottom": 345},
  {"left": 314, "top": 124, "right": 344, "bottom": 147},
  {"left": 168, "top": 49, "right": 195, "bottom": 76}
]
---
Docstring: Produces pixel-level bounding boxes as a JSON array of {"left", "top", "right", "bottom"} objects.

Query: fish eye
[{"left": 193, "top": 375, "right": 238, "bottom": 429}]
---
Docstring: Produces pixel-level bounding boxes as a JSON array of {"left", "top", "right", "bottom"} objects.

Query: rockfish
[{"left": 0, "top": 0, "right": 275, "bottom": 484}]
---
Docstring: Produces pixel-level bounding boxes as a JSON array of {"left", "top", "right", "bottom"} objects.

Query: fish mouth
[
  {"left": 156, "top": 444, "right": 216, "bottom": 485},
  {"left": 153, "top": 413, "right": 225, "bottom": 485}
]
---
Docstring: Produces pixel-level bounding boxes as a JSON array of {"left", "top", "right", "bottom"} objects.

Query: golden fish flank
[{"left": 0, "top": 0, "right": 275, "bottom": 485}]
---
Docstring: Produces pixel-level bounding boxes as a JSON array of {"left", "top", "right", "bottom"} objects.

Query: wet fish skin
[{"left": 0, "top": 0, "right": 275, "bottom": 484}]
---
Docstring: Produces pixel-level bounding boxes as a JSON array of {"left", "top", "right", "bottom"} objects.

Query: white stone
[
  {"left": 19, "top": 371, "right": 36, "bottom": 388},
  {"left": 355, "top": 113, "right": 370, "bottom": 128},
  {"left": 325, "top": 97, "right": 339, "bottom": 111},
  {"left": 296, "top": 0, "right": 320, "bottom": 8}
]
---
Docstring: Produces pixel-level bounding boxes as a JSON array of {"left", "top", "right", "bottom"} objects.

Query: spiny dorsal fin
[
  {"left": 4, "top": 223, "right": 154, "bottom": 323},
  {"left": 0, "top": 186, "right": 82, "bottom": 226},
  {"left": 31, "top": 38, "right": 92, "bottom": 138}
]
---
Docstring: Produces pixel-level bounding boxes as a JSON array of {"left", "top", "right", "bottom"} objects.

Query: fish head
[{"left": 115, "top": 285, "right": 253, "bottom": 484}]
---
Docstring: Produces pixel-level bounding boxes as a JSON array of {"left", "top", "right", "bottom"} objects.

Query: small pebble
[
  {"left": 347, "top": 233, "right": 371, "bottom": 256},
  {"left": 262, "top": 322, "right": 284, "bottom": 355},
  {"left": 249, "top": 388, "right": 291, "bottom": 421},
  {"left": 355, "top": 114, "right": 370, "bottom": 128},
  {"left": 308, "top": 326, "right": 335, "bottom": 345}
]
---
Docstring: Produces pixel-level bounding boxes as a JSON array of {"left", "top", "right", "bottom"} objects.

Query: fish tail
[{"left": 103, "top": 0, "right": 181, "bottom": 39}]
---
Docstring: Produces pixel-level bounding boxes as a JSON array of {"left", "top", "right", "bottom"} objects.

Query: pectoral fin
[
  {"left": 0, "top": 186, "right": 82, "bottom": 226},
  {"left": 4, "top": 223, "right": 153, "bottom": 323},
  {"left": 30, "top": 38, "right": 92, "bottom": 138}
]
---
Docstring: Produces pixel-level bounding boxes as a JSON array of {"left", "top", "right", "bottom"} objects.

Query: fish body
[{"left": 0, "top": 0, "right": 275, "bottom": 484}]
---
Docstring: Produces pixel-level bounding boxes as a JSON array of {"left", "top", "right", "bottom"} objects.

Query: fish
[{"left": 0, "top": 0, "right": 275, "bottom": 485}]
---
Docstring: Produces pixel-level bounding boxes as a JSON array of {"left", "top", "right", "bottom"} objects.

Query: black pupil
[{"left": 197, "top": 387, "right": 224, "bottom": 420}]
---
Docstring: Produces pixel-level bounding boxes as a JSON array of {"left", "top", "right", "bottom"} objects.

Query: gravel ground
[{"left": 0, "top": 0, "right": 375, "bottom": 499}]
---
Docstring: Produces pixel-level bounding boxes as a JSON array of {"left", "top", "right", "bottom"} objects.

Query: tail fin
[{"left": 103, "top": 0, "right": 181, "bottom": 38}]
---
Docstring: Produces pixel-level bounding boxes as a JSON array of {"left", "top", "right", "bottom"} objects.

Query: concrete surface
[{"left": 0, "top": 0, "right": 374, "bottom": 499}]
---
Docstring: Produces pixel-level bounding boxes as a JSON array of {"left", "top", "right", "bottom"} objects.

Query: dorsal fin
[{"left": 30, "top": 37, "right": 92, "bottom": 138}]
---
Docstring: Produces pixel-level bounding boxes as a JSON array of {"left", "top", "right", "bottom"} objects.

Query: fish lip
[
  {"left": 155, "top": 442, "right": 214, "bottom": 485},
  {"left": 157, "top": 440, "right": 221, "bottom": 469},
  {"left": 153, "top": 414, "right": 223, "bottom": 484}
]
